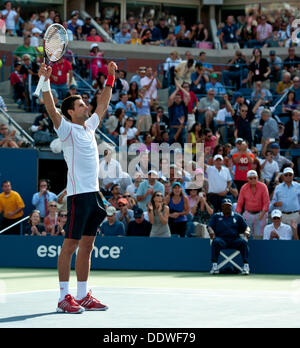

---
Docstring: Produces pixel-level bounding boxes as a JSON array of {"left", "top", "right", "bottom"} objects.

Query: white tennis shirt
[{"left": 55, "top": 113, "right": 100, "bottom": 196}]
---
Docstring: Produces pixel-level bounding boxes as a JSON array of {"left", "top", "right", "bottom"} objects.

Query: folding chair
[{"left": 210, "top": 235, "right": 248, "bottom": 273}]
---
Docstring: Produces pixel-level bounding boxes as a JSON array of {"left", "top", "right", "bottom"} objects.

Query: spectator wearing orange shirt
[
  {"left": 236, "top": 170, "right": 270, "bottom": 239},
  {"left": 87, "top": 27, "right": 103, "bottom": 42},
  {"left": 0, "top": 180, "right": 25, "bottom": 235}
]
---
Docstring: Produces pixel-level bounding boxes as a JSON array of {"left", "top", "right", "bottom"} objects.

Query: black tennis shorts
[{"left": 65, "top": 191, "right": 107, "bottom": 240}]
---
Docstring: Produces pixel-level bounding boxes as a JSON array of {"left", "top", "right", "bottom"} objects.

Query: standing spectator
[
  {"left": 14, "top": 34, "right": 37, "bottom": 61},
  {"left": 282, "top": 109, "right": 300, "bottom": 148},
  {"left": 236, "top": 170, "right": 269, "bottom": 239},
  {"left": 100, "top": 206, "right": 125, "bottom": 237},
  {"left": 23, "top": 210, "right": 46, "bottom": 236},
  {"left": 232, "top": 141, "right": 255, "bottom": 192},
  {"left": 87, "top": 27, "right": 103, "bottom": 42},
  {"left": 144, "top": 19, "right": 162, "bottom": 44},
  {"left": 114, "top": 22, "right": 131, "bottom": 44},
  {"left": 115, "top": 92, "right": 137, "bottom": 118},
  {"left": 135, "top": 88, "right": 153, "bottom": 133},
  {"left": 267, "top": 50, "right": 282, "bottom": 89},
  {"left": 253, "top": 15, "right": 273, "bottom": 48},
  {"left": 99, "top": 149, "right": 124, "bottom": 193},
  {"left": 190, "top": 62, "right": 208, "bottom": 94},
  {"left": 127, "top": 207, "right": 151, "bottom": 237},
  {"left": 165, "top": 182, "right": 189, "bottom": 238},
  {"left": 174, "top": 59, "right": 195, "bottom": 85},
  {"left": 163, "top": 51, "right": 182, "bottom": 87},
  {"left": 276, "top": 72, "right": 293, "bottom": 95},
  {"left": 267, "top": 142, "right": 294, "bottom": 172},
  {"left": 198, "top": 51, "right": 213, "bottom": 77},
  {"left": 115, "top": 197, "right": 134, "bottom": 232},
  {"left": 208, "top": 198, "right": 250, "bottom": 275},
  {"left": 271, "top": 167, "right": 300, "bottom": 227},
  {"left": 219, "top": 15, "right": 240, "bottom": 50},
  {"left": 283, "top": 47, "right": 300, "bottom": 79},
  {"left": 148, "top": 191, "right": 170, "bottom": 238},
  {"left": 222, "top": 50, "right": 248, "bottom": 90},
  {"left": 43, "top": 200, "right": 59, "bottom": 234},
  {"left": 30, "top": 108, "right": 56, "bottom": 145},
  {"left": 263, "top": 209, "right": 298, "bottom": 240},
  {"left": 82, "top": 17, "right": 94, "bottom": 36},
  {"left": 178, "top": 82, "right": 198, "bottom": 131},
  {"left": 243, "top": 48, "right": 271, "bottom": 89},
  {"left": 0, "top": 95, "right": 7, "bottom": 112},
  {"left": 125, "top": 172, "right": 143, "bottom": 200},
  {"left": 136, "top": 170, "right": 164, "bottom": 212},
  {"left": 205, "top": 155, "right": 232, "bottom": 212},
  {"left": 140, "top": 66, "right": 161, "bottom": 107},
  {"left": 156, "top": 18, "right": 169, "bottom": 40},
  {"left": 261, "top": 109, "right": 279, "bottom": 143},
  {"left": 205, "top": 73, "right": 226, "bottom": 95},
  {"left": 130, "top": 67, "right": 146, "bottom": 89},
  {"left": 50, "top": 57, "right": 73, "bottom": 100},
  {"left": 194, "top": 21, "right": 209, "bottom": 47},
  {"left": 260, "top": 150, "right": 280, "bottom": 185},
  {"left": 31, "top": 179, "right": 57, "bottom": 219},
  {"left": 1, "top": 1, "right": 19, "bottom": 36},
  {"left": 32, "top": 12, "right": 47, "bottom": 33},
  {"left": 167, "top": 86, "right": 189, "bottom": 146},
  {"left": 0, "top": 180, "right": 25, "bottom": 235}
]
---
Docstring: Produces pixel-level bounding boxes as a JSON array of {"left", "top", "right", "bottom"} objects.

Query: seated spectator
[
  {"left": 115, "top": 92, "right": 137, "bottom": 118},
  {"left": 163, "top": 51, "right": 182, "bottom": 87},
  {"left": 198, "top": 89, "right": 220, "bottom": 129},
  {"left": 99, "top": 149, "right": 124, "bottom": 193},
  {"left": 191, "top": 190, "right": 214, "bottom": 238},
  {"left": 104, "top": 108, "right": 125, "bottom": 138},
  {"left": 87, "top": 27, "right": 103, "bottom": 42},
  {"left": 14, "top": 33, "right": 37, "bottom": 62},
  {"left": 194, "top": 21, "right": 209, "bottom": 47},
  {"left": 164, "top": 31, "right": 177, "bottom": 47},
  {"left": 74, "top": 25, "right": 86, "bottom": 41},
  {"left": 174, "top": 59, "right": 195, "bottom": 85},
  {"left": 52, "top": 210, "right": 67, "bottom": 236},
  {"left": 127, "top": 207, "right": 151, "bottom": 236},
  {"left": 30, "top": 27, "right": 42, "bottom": 53},
  {"left": 156, "top": 18, "right": 169, "bottom": 41},
  {"left": 283, "top": 47, "right": 300, "bottom": 79},
  {"left": 82, "top": 16, "right": 94, "bottom": 36},
  {"left": 136, "top": 170, "right": 164, "bottom": 212},
  {"left": 30, "top": 108, "right": 56, "bottom": 145},
  {"left": 125, "top": 172, "right": 143, "bottom": 200},
  {"left": 115, "top": 198, "right": 134, "bottom": 232},
  {"left": 251, "top": 81, "right": 272, "bottom": 105},
  {"left": 267, "top": 50, "right": 283, "bottom": 89},
  {"left": 148, "top": 191, "right": 170, "bottom": 238},
  {"left": 205, "top": 73, "right": 226, "bottom": 95},
  {"left": 24, "top": 210, "right": 46, "bottom": 236},
  {"left": 110, "top": 70, "right": 128, "bottom": 105},
  {"left": 282, "top": 109, "right": 300, "bottom": 149},
  {"left": 236, "top": 170, "right": 269, "bottom": 239},
  {"left": 33, "top": 12, "right": 47, "bottom": 33},
  {"left": 190, "top": 62, "right": 208, "bottom": 94},
  {"left": 130, "top": 67, "right": 146, "bottom": 89},
  {"left": 143, "top": 19, "right": 162, "bottom": 44},
  {"left": 215, "top": 95, "right": 235, "bottom": 144},
  {"left": 129, "top": 28, "right": 141, "bottom": 45},
  {"left": 67, "top": 14, "right": 78, "bottom": 34},
  {"left": 177, "top": 30, "right": 195, "bottom": 48},
  {"left": 292, "top": 76, "right": 300, "bottom": 101},
  {"left": 120, "top": 116, "right": 142, "bottom": 145},
  {"left": 127, "top": 81, "right": 139, "bottom": 103},
  {"left": 222, "top": 50, "right": 248, "bottom": 90},
  {"left": 9, "top": 61, "right": 25, "bottom": 105},
  {"left": 0, "top": 124, "right": 19, "bottom": 148},
  {"left": 178, "top": 82, "right": 198, "bottom": 131},
  {"left": 100, "top": 206, "right": 125, "bottom": 237},
  {"left": 261, "top": 109, "right": 279, "bottom": 143},
  {"left": 264, "top": 30, "right": 282, "bottom": 48},
  {"left": 263, "top": 209, "right": 298, "bottom": 240},
  {"left": 198, "top": 51, "right": 213, "bottom": 77},
  {"left": 43, "top": 200, "right": 59, "bottom": 234},
  {"left": 219, "top": 15, "right": 240, "bottom": 50},
  {"left": 276, "top": 72, "right": 293, "bottom": 95},
  {"left": 165, "top": 182, "right": 189, "bottom": 238},
  {"left": 114, "top": 22, "right": 131, "bottom": 44},
  {"left": 282, "top": 91, "right": 299, "bottom": 115},
  {"left": 203, "top": 127, "right": 218, "bottom": 155},
  {"left": 265, "top": 142, "right": 294, "bottom": 172},
  {"left": 208, "top": 198, "right": 250, "bottom": 275}
]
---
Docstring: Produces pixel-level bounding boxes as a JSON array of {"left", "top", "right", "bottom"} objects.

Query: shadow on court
[{"left": 0, "top": 312, "right": 57, "bottom": 323}]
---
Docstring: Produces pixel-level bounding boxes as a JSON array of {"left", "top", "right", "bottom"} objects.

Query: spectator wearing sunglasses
[
  {"left": 263, "top": 209, "right": 298, "bottom": 240},
  {"left": 44, "top": 200, "right": 59, "bottom": 234},
  {"left": 53, "top": 210, "right": 67, "bottom": 236},
  {"left": 148, "top": 191, "right": 170, "bottom": 238},
  {"left": 271, "top": 167, "right": 300, "bottom": 227},
  {"left": 115, "top": 198, "right": 134, "bottom": 233}
]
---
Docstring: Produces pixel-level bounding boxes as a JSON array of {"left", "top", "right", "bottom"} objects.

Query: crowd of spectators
[{"left": 1, "top": 3, "right": 300, "bottom": 243}]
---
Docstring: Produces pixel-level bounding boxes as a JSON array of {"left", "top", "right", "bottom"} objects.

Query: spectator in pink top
[
  {"left": 251, "top": 15, "right": 272, "bottom": 48},
  {"left": 236, "top": 170, "right": 270, "bottom": 239},
  {"left": 89, "top": 43, "right": 108, "bottom": 80}
]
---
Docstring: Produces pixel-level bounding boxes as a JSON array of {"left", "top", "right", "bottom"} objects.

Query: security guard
[{"left": 208, "top": 198, "right": 251, "bottom": 275}]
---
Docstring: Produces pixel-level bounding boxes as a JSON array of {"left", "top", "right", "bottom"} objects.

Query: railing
[
  {"left": 210, "top": 19, "right": 221, "bottom": 50},
  {"left": 0, "top": 107, "right": 35, "bottom": 145},
  {"left": 0, "top": 215, "right": 28, "bottom": 235}
]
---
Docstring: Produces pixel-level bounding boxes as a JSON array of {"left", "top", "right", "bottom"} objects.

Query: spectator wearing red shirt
[
  {"left": 232, "top": 141, "right": 254, "bottom": 192},
  {"left": 179, "top": 82, "right": 198, "bottom": 131},
  {"left": 10, "top": 61, "right": 24, "bottom": 105},
  {"left": 236, "top": 170, "right": 270, "bottom": 239},
  {"left": 204, "top": 128, "right": 218, "bottom": 156},
  {"left": 87, "top": 27, "right": 103, "bottom": 42},
  {"left": 50, "top": 58, "right": 73, "bottom": 99}
]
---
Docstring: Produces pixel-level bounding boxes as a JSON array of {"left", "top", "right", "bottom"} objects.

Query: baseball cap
[
  {"left": 235, "top": 138, "right": 243, "bottom": 143},
  {"left": 222, "top": 198, "right": 232, "bottom": 206},
  {"left": 271, "top": 209, "right": 282, "bottom": 219},
  {"left": 213, "top": 154, "right": 223, "bottom": 161},
  {"left": 90, "top": 43, "right": 98, "bottom": 50},
  {"left": 117, "top": 198, "right": 128, "bottom": 205},
  {"left": 271, "top": 143, "right": 280, "bottom": 149},
  {"left": 269, "top": 50, "right": 276, "bottom": 56},
  {"left": 210, "top": 73, "right": 218, "bottom": 79},
  {"left": 32, "top": 27, "right": 42, "bottom": 34},
  {"left": 172, "top": 181, "right": 182, "bottom": 188},
  {"left": 283, "top": 167, "right": 294, "bottom": 175},
  {"left": 134, "top": 207, "right": 144, "bottom": 218},
  {"left": 148, "top": 170, "right": 158, "bottom": 176},
  {"left": 247, "top": 170, "right": 258, "bottom": 178},
  {"left": 69, "top": 84, "right": 76, "bottom": 89},
  {"left": 106, "top": 206, "right": 116, "bottom": 216}
]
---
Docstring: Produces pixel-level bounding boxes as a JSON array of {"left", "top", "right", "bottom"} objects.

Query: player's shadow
[{"left": 0, "top": 312, "right": 57, "bottom": 323}]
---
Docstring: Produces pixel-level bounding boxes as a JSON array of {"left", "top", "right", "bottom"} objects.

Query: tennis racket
[{"left": 33, "top": 23, "right": 68, "bottom": 97}]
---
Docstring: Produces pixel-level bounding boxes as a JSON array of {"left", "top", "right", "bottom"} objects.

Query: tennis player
[{"left": 38, "top": 61, "right": 117, "bottom": 313}]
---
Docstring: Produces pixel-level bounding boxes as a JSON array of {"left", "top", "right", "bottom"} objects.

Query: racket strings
[{"left": 45, "top": 27, "right": 67, "bottom": 62}]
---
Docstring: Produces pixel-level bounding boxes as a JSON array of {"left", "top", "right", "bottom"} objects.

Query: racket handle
[{"left": 33, "top": 75, "right": 46, "bottom": 97}]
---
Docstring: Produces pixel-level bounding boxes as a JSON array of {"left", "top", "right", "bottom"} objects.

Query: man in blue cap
[
  {"left": 208, "top": 198, "right": 251, "bottom": 275},
  {"left": 263, "top": 141, "right": 294, "bottom": 171}
]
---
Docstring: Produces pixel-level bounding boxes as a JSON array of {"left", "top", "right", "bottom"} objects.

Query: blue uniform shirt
[{"left": 208, "top": 212, "right": 248, "bottom": 240}]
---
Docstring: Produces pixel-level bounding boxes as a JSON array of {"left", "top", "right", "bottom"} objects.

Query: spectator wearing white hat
[
  {"left": 100, "top": 206, "right": 125, "bottom": 237},
  {"left": 204, "top": 154, "right": 232, "bottom": 212},
  {"left": 271, "top": 167, "right": 300, "bottom": 227},
  {"left": 30, "top": 27, "right": 42, "bottom": 53},
  {"left": 263, "top": 210, "right": 298, "bottom": 240},
  {"left": 236, "top": 170, "right": 269, "bottom": 239}
]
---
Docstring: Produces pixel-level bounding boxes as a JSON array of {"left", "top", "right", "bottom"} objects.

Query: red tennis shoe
[
  {"left": 77, "top": 290, "right": 108, "bottom": 311},
  {"left": 56, "top": 294, "right": 85, "bottom": 314}
]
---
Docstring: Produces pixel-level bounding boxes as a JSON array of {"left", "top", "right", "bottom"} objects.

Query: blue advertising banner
[{"left": 0, "top": 236, "right": 300, "bottom": 274}]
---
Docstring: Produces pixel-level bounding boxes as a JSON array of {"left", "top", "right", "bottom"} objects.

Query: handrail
[
  {"left": 96, "top": 128, "right": 117, "bottom": 148},
  {"left": 80, "top": 10, "right": 116, "bottom": 44},
  {"left": 0, "top": 215, "right": 28, "bottom": 235},
  {"left": 210, "top": 19, "right": 221, "bottom": 50},
  {"left": 0, "top": 107, "right": 35, "bottom": 145},
  {"left": 72, "top": 71, "right": 96, "bottom": 93}
]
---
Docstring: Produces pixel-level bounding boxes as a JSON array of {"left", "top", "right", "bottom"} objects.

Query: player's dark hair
[{"left": 61, "top": 95, "right": 82, "bottom": 121}]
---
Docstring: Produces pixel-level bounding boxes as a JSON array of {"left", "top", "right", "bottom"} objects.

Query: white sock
[
  {"left": 59, "top": 281, "right": 69, "bottom": 301},
  {"left": 76, "top": 281, "right": 88, "bottom": 300}
]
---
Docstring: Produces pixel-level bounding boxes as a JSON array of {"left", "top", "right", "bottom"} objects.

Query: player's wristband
[
  {"left": 42, "top": 79, "right": 50, "bottom": 92},
  {"left": 106, "top": 75, "right": 115, "bottom": 88}
]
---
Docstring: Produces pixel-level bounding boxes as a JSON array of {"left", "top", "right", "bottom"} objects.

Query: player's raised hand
[
  {"left": 38, "top": 63, "right": 52, "bottom": 81},
  {"left": 107, "top": 61, "right": 118, "bottom": 76}
]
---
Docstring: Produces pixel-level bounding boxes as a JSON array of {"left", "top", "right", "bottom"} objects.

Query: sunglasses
[
  {"left": 118, "top": 204, "right": 126, "bottom": 207},
  {"left": 155, "top": 194, "right": 163, "bottom": 197},
  {"left": 60, "top": 214, "right": 67, "bottom": 217},
  {"left": 248, "top": 177, "right": 257, "bottom": 180},
  {"left": 123, "top": 195, "right": 131, "bottom": 198},
  {"left": 241, "top": 109, "right": 248, "bottom": 112},
  {"left": 284, "top": 173, "right": 293, "bottom": 177},
  {"left": 272, "top": 217, "right": 281, "bottom": 220},
  {"left": 49, "top": 205, "right": 57, "bottom": 207}
]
